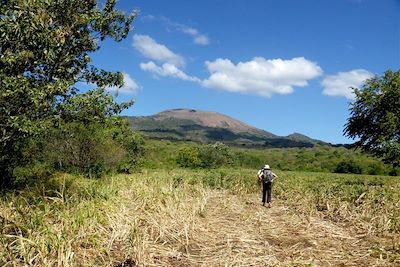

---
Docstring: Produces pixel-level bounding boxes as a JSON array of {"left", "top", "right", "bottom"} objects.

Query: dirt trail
[{"left": 156, "top": 191, "right": 394, "bottom": 267}]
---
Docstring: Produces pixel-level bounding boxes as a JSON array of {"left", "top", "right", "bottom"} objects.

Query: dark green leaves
[
  {"left": 0, "top": 0, "right": 136, "bottom": 186},
  {"left": 345, "top": 70, "right": 400, "bottom": 166}
]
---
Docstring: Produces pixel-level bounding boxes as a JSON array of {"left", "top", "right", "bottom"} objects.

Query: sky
[{"left": 90, "top": 0, "right": 400, "bottom": 144}]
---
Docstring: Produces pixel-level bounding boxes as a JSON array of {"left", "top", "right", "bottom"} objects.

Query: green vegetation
[
  {"left": 13, "top": 119, "right": 144, "bottom": 186},
  {"left": 143, "top": 139, "right": 394, "bottom": 175},
  {"left": 345, "top": 70, "right": 400, "bottom": 167},
  {"left": 0, "top": 0, "right": 135, "bottom": 187},
  {"left": 124, "top": 110, "right": 321, "bottom": 148},
  {"left": 175, "top": 142, "right": 235, "bottom": 168}
]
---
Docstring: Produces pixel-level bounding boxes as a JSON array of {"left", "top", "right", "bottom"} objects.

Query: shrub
[
  {"left": 112, "top": 119, "right": 145, "bottom": 173},
  {"left": 176, "top": 142, "right": 235, "bottom": 169},
  {"left": 43, "top": 122, "right": 126, "bottom": 177},
  {"left": 12, "top": 118, "right": 144, "bottom": 182},
  {"left": 176, "top": 146, "right": 202, "bottom": 168},
  {"left": 199, "top": 142, "right": 235, "bottom": 168},
  {"left": 367, "top": 163, "right": 385, "bottom": 175},
  {"left": 334, "top": 160, "right": 363, "bottom": 174}
]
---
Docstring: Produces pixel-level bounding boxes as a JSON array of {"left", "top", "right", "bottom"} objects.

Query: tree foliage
[
  {"left": 334, "top": 160, "right": 362, "bottom": 174},
  {"left": 18, "top": 118, "right": 143, "bottom": 182},
  {"left": 144, "top": 139, "right": 391, "bottom": 175},
  {"left": 344, "top": 70, "right": 400, "bottom": 167},
  {"left": 0, "top": 0, "right": 135, "bottom": 186},
  {"left": 176, "top": 142, "right": 235, "bottom": 169}
]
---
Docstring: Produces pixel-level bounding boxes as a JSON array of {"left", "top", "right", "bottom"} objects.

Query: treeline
[
  {"left": 10, "top": 118, "right": 144, "bottom": 187},
  {"left": 142, "top": 139, "right": 396, "bottom": 175},
  {"left": 5, "top": 125, "right": 396, "bottom": 188}
]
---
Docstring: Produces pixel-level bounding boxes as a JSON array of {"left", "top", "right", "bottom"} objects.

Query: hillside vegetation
[
  {"left": 125, "top": 109, "right": 326, "bottom": 148},
  {"left": 143, "top": 139, "right": 394, "bottom": 175},
  {"left": 1, "top": 169, "right": 399, "bottom": 266}
]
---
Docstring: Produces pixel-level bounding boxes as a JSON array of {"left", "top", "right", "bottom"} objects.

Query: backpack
[{"left": 262, "top": 169, "right": 274, "bottom": 182}]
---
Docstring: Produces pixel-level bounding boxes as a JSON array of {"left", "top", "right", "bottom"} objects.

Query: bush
[
  {"left": 43, "top": 121, "right": 127, "bottom": 178},
  {"left": 12, "top": 162, "right": 53, "bottom": 187},
  {"left": 11, "top": 118, "right": 144, "bottom": 182},
  {"left": 334, "top": 160, "right": 363, "bottom": 174},
  {"left": 143, "top": 139, "right": 393, "bottom": 174},
  {"left": 176, "top": 146, "right": 202, "bottom": 168},
  {"left": 112, "top": 119, "right": 145, "bottom": 173},
  {"left": 367, "top": 163, "right": 385, "bottom": 175},
  {"left": 176, "top": 142, "right": 235, "bottom": 169},
  {"left": 199, "top": 142, "right": 235, "bottom": 168},
  {"left": 389, "top": 168, "right": 399, "bottom": 176}
]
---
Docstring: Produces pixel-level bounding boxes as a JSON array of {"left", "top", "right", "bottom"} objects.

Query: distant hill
[{"left": 124, "top": 109, "right": 327, "bottom": 148}]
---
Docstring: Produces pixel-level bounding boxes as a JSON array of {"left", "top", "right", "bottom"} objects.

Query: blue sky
[{"left": 91, "top": 0, "right": 400, "bottom": 144}]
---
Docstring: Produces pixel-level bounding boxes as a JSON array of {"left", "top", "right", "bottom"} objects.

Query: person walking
[{"left": 257, "top": 164, "right": 278, "bottom": 207}]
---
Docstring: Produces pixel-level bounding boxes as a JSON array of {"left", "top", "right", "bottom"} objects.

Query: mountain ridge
[{"left": 124, "top": 109, "right": 327, "bottom": 148}]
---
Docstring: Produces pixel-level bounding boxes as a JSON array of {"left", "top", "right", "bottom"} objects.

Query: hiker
[{"left": 257, "top": 164, "right": 278, "bottom": 207}]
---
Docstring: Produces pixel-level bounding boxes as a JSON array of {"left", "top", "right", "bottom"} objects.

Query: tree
[
  {"left": 334, "top": 160, "right": 362, "bottom": 174},
  {"left": 0, "top": 0, "right": 135, "bottom": 186},
  {"left": 344, "top": 70, "right": 400, "bottom": 167},
  {"left": 199, "top": 142, "right": 235, "bottom": 168},
  {"left": 176, "top": 146, "right": 202, "bottom": 168}
]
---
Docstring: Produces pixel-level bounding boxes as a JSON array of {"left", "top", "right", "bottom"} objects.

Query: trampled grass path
[
  {"left": 143, "top": 191, "right": 395, "bottom": 266},
  {"left": 3, "top": 172, "right": 397, "bottom": 266}
]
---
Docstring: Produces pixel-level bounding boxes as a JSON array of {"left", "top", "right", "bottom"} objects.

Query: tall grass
[
  {"left": 0, "top": 171, "right": 209, "bottom": 266},
  {"left": 1, "top": 169, "right": 399, "bottom": 265},
  {"left": 273, "top": 171, "right": 400, "bottom": 234},
  {"left": 186, "top": 168, "right": 400, "bottom": 234}
]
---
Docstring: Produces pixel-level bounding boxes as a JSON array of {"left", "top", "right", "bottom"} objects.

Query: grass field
[{"left": 1, "top": 169, "right": 399, "bottom": 266}]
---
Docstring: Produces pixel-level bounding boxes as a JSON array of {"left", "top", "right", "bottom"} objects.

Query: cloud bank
[
  {"left": 202, "top": 57, "right": 323, "bottom": 97},
  {"left": 140, "top": 61, "right": 200, "bottom": 82},
  {"left": 133, "top": 35, "right": 333, "bottom": 98},
  {"left": 132, "top": 34, "right": 185, "bottom": 66},
  {"left": 133, "top": 34, "right": 198, "bottom": 82},
  {"left": 321, "top": 69, "right": 373, "bottom": 99}
]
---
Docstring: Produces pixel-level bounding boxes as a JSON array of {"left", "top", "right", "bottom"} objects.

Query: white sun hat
[{"left": 264, "top": 164, "right": 270, "bottom": 169}]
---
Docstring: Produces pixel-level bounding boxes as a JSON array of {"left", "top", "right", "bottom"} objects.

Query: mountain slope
[
  {"left": 154, "top": 109, "right": 274, "bottom": 136},
  {"left": 125, "top": 109, "right": 326, "bottom": 148}
]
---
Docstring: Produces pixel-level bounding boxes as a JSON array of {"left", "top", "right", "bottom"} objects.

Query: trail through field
[{"left": 143, "top": 190, "right": 395, "bottom": 266}]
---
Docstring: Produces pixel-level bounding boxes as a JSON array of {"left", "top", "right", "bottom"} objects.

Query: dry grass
[
  {"left": 1, "top": 169, "right": 399, "bottom": 266},
  {"left": 130, "top": 191, "right": 399, "bottom": 266}
]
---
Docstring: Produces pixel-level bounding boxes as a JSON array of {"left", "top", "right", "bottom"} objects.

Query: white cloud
[
  {"left": 321, "top": 69, "right": 373, "bottom": 99},
  {"left": 133, "top": 34, "right": 200, "bottom": 83},
  {"left": 182, "top": 27, "right": 198, "bottom": 35},
  {"left": 132, "top": 34, "right": 185, "bottom": 66},
  {"left": 140, "top": 61, "right": 200, "bottom": 82},
  {"left": 142, "top": 14, "right": 156, "bottom": 20},
  {"left": 202, "top": 57, "right": 323, "bottom": 97},
  {"left": 194, "top": 35, "right": 210, "bottom": 45},
  {"left": 142, "top": 15, "right": 210, "bottom": 45},
  {"left": 107, "top": 73, "right": 140, "bottom": 94},
  {"left": 132, "top": 33, "right": 320, "bottom": 98},
  {"left": 181, "top": 27, "right": 210, "bottom": 45}
]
